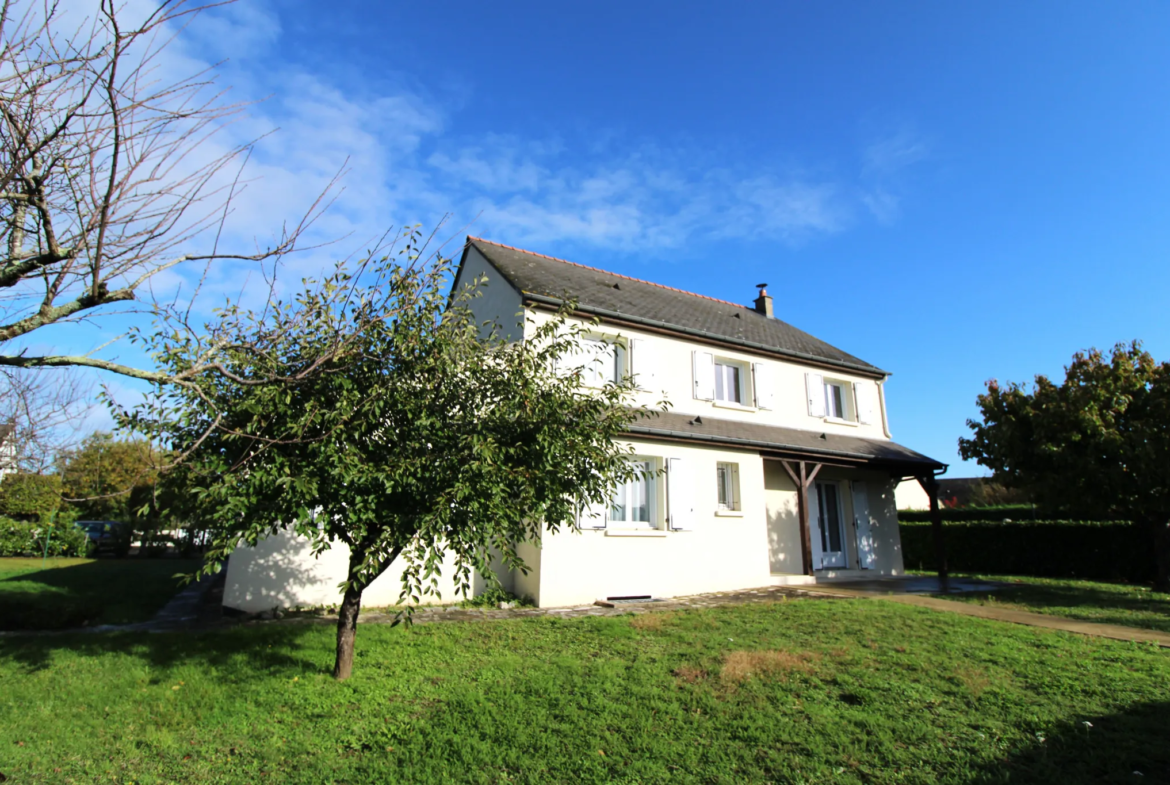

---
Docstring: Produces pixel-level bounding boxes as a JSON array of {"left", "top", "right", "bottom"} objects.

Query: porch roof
[{"left": 623, "top": 411, "right": 946, "bottom": 476}]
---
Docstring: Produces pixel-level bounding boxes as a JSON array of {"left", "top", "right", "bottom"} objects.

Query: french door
[{"left": 812, "top": 481, "right": 847, "bottom": 569}]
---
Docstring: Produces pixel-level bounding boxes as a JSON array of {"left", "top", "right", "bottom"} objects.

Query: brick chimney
[{"left": 753, "top": 283, "right": 773, "bottom": 317}]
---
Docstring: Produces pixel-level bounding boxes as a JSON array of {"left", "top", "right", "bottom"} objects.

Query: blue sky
[{"left": 56, "top": 1, "right": 1170, "bottom": 474}]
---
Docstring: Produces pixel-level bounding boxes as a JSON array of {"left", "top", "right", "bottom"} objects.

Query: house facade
[{"left": 222, "top": 238, "right": 945, "bottom": 613}]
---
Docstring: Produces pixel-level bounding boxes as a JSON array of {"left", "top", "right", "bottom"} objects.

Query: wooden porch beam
[
  {"left": 779, "top": 459, "right": 822, "bottom": 576},
  {"left": 916, "top": 474, "right": 950, "bottom": 591}
]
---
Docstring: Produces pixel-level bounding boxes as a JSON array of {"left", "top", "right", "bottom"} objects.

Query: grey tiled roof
[
  {"left": 466, "top": 238, "right": 883, "bottom": 375},
  {"left": 625, "top": 411, "right": 945, "bottom": 472}
]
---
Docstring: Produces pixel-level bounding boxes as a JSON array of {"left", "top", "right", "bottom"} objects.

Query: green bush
[
  {"left": 0, "top": 513, "right": 87, "bottom": 557},
  {"left": 458, "top": 586, "right": 536, "bottom": 609},
  {"left": 0, "top": 473, "right": 62, "bottom": 520},
  {"left": 897, "top": 504, "right": 1039, "bottom": 523},
  {"left": 900, "top": 520, "right": 1154, "bottom": 583}
]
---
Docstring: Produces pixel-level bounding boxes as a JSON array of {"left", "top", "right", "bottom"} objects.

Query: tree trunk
[
  {"left": 333, "top": 583, "right": 363, "bottom": 681},
  {"left": 1152, "top": 518, "right": 1170, "bottom": 593}
]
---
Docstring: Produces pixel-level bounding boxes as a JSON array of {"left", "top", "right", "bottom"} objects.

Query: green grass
[
  {"left": 937, "top": 573, "right": 1170, "bottom": 634},
  {"left": 0, "top": 557, "right": 201, "bottom": 630},
  {"left": 1, "top": 600, "right": 1168, "bottom": 783}
]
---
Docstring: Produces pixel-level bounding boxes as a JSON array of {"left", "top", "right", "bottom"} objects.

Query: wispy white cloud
[
  {"left": 29, "top": 0, "right": 932, "bottom": 375},
  {"left": 858, "top": 127, "right": 930, "bottom": 224}
]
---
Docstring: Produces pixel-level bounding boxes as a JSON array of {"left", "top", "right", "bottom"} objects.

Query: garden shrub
[
  {"left": 0, "top": 513, "right": 88, "bottom": 557},
  {"left": 900, "top": 520, "right": 1154, "bottom": 583},
  {"left": 0, "top": 473, "right": 62, "bottom": 521}
]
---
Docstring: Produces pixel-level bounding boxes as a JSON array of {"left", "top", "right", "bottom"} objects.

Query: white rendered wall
[
  {"left": 452, "top": 246, "right": 526, "bottom": 342},
  {"left": 532, "top": 440, "right": 906, "bottom": 608},
  {"left": 222, "top": 529, "right": 508, "bottom": 614},
  {"left": 534, "top": 438, "right": 772, "bottom": 608},
  {"left": 523, "top": 309, "right": 891, "bottom": 441}
]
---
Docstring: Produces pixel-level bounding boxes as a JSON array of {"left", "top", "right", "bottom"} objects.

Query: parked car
[{"left": 76, "top": 520, "right": 132, "bottom": 557}]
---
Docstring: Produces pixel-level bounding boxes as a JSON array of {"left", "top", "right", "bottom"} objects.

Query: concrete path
[
  {"left": 284, "top": 585, "right": 830, "bottom": 628},
  {"left": 799, "top": 583, "right": 1170, "bottom": 648}
]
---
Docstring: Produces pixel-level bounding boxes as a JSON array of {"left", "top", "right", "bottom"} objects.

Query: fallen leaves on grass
[
  {"left": 954, "top": 665, "right": 992, "bottom": 700},
  {"left": 671, "top": 665, "right": 708, "bottom": 684},
  {"left": 720, "top": 649, "right": 819, "bottom": 684},
  {"left": 630, "top": 612, "right": 675, "bottom": 631}
]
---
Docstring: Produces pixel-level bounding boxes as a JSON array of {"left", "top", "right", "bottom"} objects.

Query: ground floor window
[
  {"left": 610, "top": 459, "right": 657, "bottom": 528},
  {"left": 716, "top": 462, "right": 740, "bottom": 511}
]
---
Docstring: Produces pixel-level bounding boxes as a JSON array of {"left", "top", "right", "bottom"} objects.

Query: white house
[{"left": 222, "top": 238, "right": 946, "bottom": 612}]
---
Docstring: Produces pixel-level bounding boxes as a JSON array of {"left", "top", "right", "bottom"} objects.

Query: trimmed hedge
[
  {"left": 0, "top": 514, "right": 87, "bottom": 557},
  {"left": 0, "top": 473, "right": 62, "bottom": 520},
  {"left": 898, "top": 505, "right": 1038, "bottom": 523},
  {"left": 900, "top": 520, "right": 1154, "bottom": 583}
]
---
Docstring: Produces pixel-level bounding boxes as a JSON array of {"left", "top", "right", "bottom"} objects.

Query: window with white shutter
[
  {"left": 667, "top": 457, "right": 694, "bottom": 530},
  {"left": 806, "top": 372, "right": 826, "bottom": 417},
  {"left": 609, "top": 458, "right": 659, "bottom": 529},
  {"left": 854, "top": 382, "right": 876, "bottom": 425},
  {"left": 630, "top": 338, "right": 655, "bottom": 390},
  {"left": 715, "top": 462, "right": 741, "bottom": 511},
  {"left": 693, "top": 351, "right": 715, "bottom": 401},
  {"left": 752, "top": 363, "right": 774, "bottom": 409},
  {"left": 577, "top": 496, "right": 608, "bottom": 529}
]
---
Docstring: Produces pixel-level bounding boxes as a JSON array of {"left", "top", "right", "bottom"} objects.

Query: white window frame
[
  {"left": 713, "top": 358, "right": 751, "bottom": 406},
  {"left": 608, "top": 457, "right": 661, "bottom": 530},
  {"left": 715, "top": 462, "right": 741, "bottom": 514},
  {"left": 822, "top": 377, "right": 855, "bottom": 423},
  {"left": 577, "top": 334, "right": 627, "bottom": 388}
]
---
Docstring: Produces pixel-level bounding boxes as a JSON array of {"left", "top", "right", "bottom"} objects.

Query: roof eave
[{"left": 624, "top": 422, "right": 946, "bottom": 473}]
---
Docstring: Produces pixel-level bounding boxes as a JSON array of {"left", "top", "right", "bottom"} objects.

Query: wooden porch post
[
  {"left": 779, "top": 460, "right": 822, "bottom": 576},
  {"left": 917, "top": 475, "right": 949, "bottom": 591}
]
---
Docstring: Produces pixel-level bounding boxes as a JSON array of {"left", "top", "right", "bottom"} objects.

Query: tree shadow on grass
[
  {"left": 0, "top": 621, "right": 331, "bottom": 677},
  {"left": 0, "top": 558, "right": 203, "bottom": 630},
  {"left": 968, "top": 700, "right": 1170, "bottom": 784},
  {"left": 961, "top": 580, "right": 1170, "bottom": 633}
]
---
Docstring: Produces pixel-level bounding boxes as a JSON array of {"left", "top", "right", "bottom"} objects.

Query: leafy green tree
[
  {"left": 124, "top": 230, "right": 659, "bottom": 679},
  {"left": 58, "top": 433, "right": 157, "bottom": 521},
  {"left": 959, "top": 342, "right": 1170, "bottom": 590}
]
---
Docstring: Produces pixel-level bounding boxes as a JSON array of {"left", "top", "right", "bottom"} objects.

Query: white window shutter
[
  {"left": 693, "top": 351, "right": 715, "bottom": 401},
  {"left": 667, "top": 457, "right": 694, "bottom": 530},
  {"left": 752, "top": 362, "right": 774, "bottom": 409},
  {"left": 577, "top": 496, "right": 608, "bottom": 529},
  {"left": 806, "top": 372, "right": 826, "bottom": 417},
  {"left": 851, "top": 480, "right": 876, "bottom": 569},
  {"left": 630, "top": 338, "right": 655, "bottom": 390},
  {"left": 731, "top": 464, "right": 741, "bottom": 510},
  {"left": 855, "top": 382, "right": 876, "bottom": 425}
]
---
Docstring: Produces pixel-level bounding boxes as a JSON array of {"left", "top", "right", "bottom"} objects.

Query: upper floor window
[
  {"left": 693, "top": 352, "right": 772, "bottom": 409},
  {"left": 714, "top": 360, "right": 744, "bottom": 404},
  {"left": 824, "top": 379, "right": 851, "bottom": 420},
  {"left": 555, "top": 335, "right": 626, "bottom": 387},
  {"left": 581, "top": 336, "right": 625, "bottom": 386},
  {"left": 806, "top": 373, "right": 877, "bottom": 425}
]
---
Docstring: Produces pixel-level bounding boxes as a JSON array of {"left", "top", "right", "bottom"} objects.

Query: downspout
[{"left": 876, "top": 377, "right": 893, "bottom": 438}]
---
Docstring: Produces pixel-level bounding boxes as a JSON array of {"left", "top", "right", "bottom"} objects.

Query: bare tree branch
[{"left": 0, "top": 0, "right": 339, "bottom": 384}]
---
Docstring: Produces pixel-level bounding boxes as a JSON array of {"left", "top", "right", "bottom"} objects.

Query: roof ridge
[{"left": 467, "top": 236, "right": 748, "bottom": 310}]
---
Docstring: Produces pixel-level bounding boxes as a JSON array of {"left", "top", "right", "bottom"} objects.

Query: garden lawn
[
  {"left": 937, "top": 573, "right": 1170, "bottom": 634},
  {"left": 0, "top": 557, "right": 201, "bottom": 631},
  {"left": 2, "top": 599, "right": 1168, "bottom": 784}
]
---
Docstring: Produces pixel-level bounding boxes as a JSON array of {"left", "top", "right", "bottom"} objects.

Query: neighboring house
[
  {"left": 0, "top": 422, "right": 16, "bottom": 481},
  {"left": 895, "top": 479, "right": 932, "bottom": 511},
  {"left": 223, "top": 238, "right": 946, "bottom": 612}
]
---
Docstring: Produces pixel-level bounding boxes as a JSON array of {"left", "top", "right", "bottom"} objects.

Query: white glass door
[{"left": 814, "top": 482, "right": 847, "bottom": 569}]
